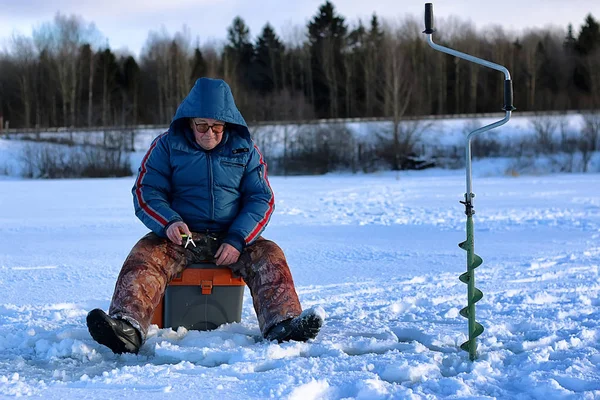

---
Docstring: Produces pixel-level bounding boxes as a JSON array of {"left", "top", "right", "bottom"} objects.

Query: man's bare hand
[
  {"left": 166, "top": 221, "right": 192, "bottom": 245},
  {"left": 215, "top": 243, "right": 240, "bottom": 265}
]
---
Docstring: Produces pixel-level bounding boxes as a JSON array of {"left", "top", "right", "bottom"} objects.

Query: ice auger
[{"left": 422, "top": 3, "right": 515, "bottom": 360}]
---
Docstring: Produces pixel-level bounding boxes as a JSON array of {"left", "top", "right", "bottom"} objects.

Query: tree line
[{"left": 0, "top": 1, "right": 599, "bottom": 130}]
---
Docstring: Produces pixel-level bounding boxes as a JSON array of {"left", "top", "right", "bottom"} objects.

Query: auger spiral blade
[{"left": 458, "top": 216, "right": 484, "bottom": 361}]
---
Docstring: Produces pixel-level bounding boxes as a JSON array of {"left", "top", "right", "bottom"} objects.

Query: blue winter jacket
[{"left": 132, "top": 78, "right": 274, "bottom": 252}]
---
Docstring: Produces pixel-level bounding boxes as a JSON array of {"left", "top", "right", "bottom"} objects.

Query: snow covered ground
[{"left": 0, "top": 162, "right": 599, "bottom": 398}]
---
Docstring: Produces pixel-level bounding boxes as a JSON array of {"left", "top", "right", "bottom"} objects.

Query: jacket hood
[{"left": 169, "top": 78, "right": 250, "bottom": 140}]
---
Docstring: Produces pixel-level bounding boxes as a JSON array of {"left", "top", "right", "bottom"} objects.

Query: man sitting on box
[{"left": 86, "top": 77, "right": 324, "bottom": 354}]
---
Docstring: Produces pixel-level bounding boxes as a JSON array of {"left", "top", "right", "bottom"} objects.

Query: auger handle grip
[
  {"left": 503, "top": 80, "right": 516, "bottom": 111},
  {"left": 424, "top": 3, "right": 436, "bottom": 34}
]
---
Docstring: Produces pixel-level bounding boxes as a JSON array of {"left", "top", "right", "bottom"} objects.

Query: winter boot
[
  {"left": 86, "top": 308, "right": 142, "bottom": 354},
  {"left": 265, "top": 307, "right": 324, "bottom": 343}
]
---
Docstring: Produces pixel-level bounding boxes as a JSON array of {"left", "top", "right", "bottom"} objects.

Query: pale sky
[{"left": 1, "top": 0, "right": 598, "bottom": 58}]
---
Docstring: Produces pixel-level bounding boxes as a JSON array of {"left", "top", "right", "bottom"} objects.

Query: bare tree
[
  {"left": 381, "top": 23, "right": 415, "bottom": 170},
  {"left": 280, "top": 24, "right": 301, "bottom": 95},
  {"left": 484, "top": 25, "right": 518, "bottom": 107},
  {"left": 33, "top": 14, "right": 99, "bottom": 127},
  {"left": 362, "top": 15, "right": 384, "bottom": 118},
  {"left": 520, "top": 30, "right": 544, "bottom": 111},
  {"left": 584, "top": 51, "right": 600, "bottom": 108},
  {"left": 376, "top": 120, "right": 431, "bottom": 170},
  {"left": 84, "top": 45, "right": 95, "bottom": 127},
  {"left": 200, "top": 43, "right": 220, "bottom": 78},
  {"left": 57, "top": 15, "right": 81, "bottom": 126},
  {"left": 582, "top": 112, "right": 600, "bottom": 150},
  {"left": 578, "top": 112, "right": 600, "bottom": 172},
  {"left": 142, "top": 31, "right": 163, "bottom": 122},
  {"left": 556, "top": 117, "right": 577, "bottom": 172},
  {"left": 463, "top": 23, "right": 481, "bottom": 113},
  {"left": 302, "top": 43, "right": 314, "bottom": 108},
  {"left": 172, "top": 27, "right": 193, "bottom": 102},
  {"left": 142, "top": 36, "right": 191, "bottom": 121},
  {"left": 343, "top": 41, "right": 355, "bottom": 118},
  {"left": 422, "top": 37, "right": 448, "bottom": 114},
  {"left": 9, "top": 34, "right": 37, "bottom": 129},
  {"left": 320, "top": 37, "right": 340, "bottom": 118},
  {"left": 530, "top": 115, "right": 558, "bottom": 154}
]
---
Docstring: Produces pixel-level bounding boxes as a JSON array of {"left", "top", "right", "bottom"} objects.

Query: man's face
[{"left": 190, "top": 118, "right": 225, "bottom": 150}]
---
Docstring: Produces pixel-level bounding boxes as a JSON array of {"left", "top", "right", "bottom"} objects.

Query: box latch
[
  {"left": 201, "top": 280, "right": 213, "bottom": 295},
  {"left": 172, "top": 272, "right": 183, "bottom": 282}
]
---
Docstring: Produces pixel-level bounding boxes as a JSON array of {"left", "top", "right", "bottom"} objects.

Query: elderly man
[{"left": 86, "top": 78, "right": 323, "bottom": 354}]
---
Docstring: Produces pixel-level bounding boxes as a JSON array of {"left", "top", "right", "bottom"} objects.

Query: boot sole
[
  {"left": 86, "top": 309, "right": 140, "bottom": 354},
  {"left": 289, "top": 312, "right": 323, "bottom": 342}
]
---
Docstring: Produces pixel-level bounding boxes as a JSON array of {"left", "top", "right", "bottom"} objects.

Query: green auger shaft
[{"left": 458, "top": 207, "right": 484, "bottom": 361}]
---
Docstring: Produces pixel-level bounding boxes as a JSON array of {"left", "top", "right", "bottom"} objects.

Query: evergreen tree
[
  {"left": 94, "top": 48, "right": 120, "bottom": 125},
  {"left": 346, "top": 20, "right": 366, "bottom": 117},
  {"left": 190, "top": 48, "right": 206, "bottom": 82},
  {"left": 367, "top": 14, "right": 384, "bottom": 51},
  {"left": 573, "top": 14, "right": 600, "bottom": 96},
  {"left": 576, "top": 14, "right": 600, "bottom": 55},
  {"left": 536, "top": 39, "right": 559, "bottom": 96},
  {"left": 366, "top": 13, "right": 384, "bottom": 117},
  {"left": 564, "top": 24, "right": 577, "bottom": 51},
  {"left": 307, "top": 1, "right": 348, "bottom": 118},
  {"left": 36, "top": 48, "right": 58, "bottom": 126},
  {"left": 120, "top": 56, "right": 140, "bottom": 124},
  {"left": 224, "top": 16, "right": 254, "bottom": 89},
  {"left": 253, "top": 24, "right": 285, "bottom": 94}
]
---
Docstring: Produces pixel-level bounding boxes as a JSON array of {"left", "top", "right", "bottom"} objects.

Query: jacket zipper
[{"left": 207, "top": 152, "right": 214, "bottom": 220}]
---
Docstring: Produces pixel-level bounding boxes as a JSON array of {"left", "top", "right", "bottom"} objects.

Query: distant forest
[{"left": 0, "top": 1, "right": 599, "bottom": 129}]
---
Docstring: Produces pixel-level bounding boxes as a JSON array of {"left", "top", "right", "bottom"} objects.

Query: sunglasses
[{"left": 192, "top": 121, "right": 225, "bottom": 134}]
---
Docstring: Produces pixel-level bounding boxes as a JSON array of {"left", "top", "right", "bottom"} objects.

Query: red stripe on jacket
[
  {"left": 245, "top": 145, "right": 274, "bottom": 244},
  {"left": 134, "top": 132, "right": 169, "bottom": 227}
]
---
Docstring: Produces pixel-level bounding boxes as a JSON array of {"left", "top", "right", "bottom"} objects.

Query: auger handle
[
  {"left": 424, "top": 3, "right": 435, "bottom": 34},
  {"left": 504, "top": 80, "right": 516, "bottom": 112},
  {"left": 422, "top": 2, "right": 514, "bottom": 200}
]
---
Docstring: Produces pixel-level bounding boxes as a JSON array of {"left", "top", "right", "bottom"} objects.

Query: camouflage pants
[{"left": 109, "top": 232, "right": 302, "bottom": 341}]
